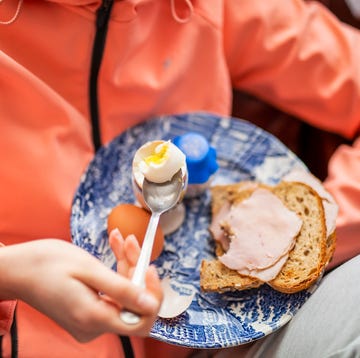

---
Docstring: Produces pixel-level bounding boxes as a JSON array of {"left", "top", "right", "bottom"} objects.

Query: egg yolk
[
  {"left": 107, "top": 203, "right": 164, "bottom": 261},
  {"left": 144, "top": 143, "right": 169, "bottom": 165}
]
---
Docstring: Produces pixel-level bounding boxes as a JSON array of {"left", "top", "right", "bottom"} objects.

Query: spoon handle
[
  {"left": 132, "top": 212, "right": 160, "bottom": 286},
  {"left": 120, "top": 212, "right": 161, "bottom": 325}
]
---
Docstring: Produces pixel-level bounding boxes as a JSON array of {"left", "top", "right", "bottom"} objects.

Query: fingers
[
  {"left": 77, "top": 246, "right": 163, "bottom": 337},
  {"left": 58, "top": 277, "right": 158, "bottom": 340},
  {"left": 108, "top": 266, "right": 163, "bottom": 336},
  {"left": 105, "top": 229, "right": 162, "bottom": 312},
  {"left": 78, "top": 256, "right": 160, "bottom": 315},
  {"left": 109, "top": 229, "right": 128, "bottom": 276},
  {"left": 110, "top": 228, "right": 141, "bottom": 277},
  {"left": 105, "top": 228, "right": 163, "bottom": 335},
  {"left": 109, "top": 228, "right": 125, "bottom": 261},
  {"left": 123, "top": 234, "right": 141, "bottom": 266},
  {"left": 96, "top": 283, "right": 161, "bottom": 337}
]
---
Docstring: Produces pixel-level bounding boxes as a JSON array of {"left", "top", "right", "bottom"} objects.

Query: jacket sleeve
[
  {"left": 0, "top": 300, "right": 16, "bottom": 336},
  {"left": 224, "top": 0, "right": 360, "bottom": 139},
  {"left": 324, "top": 137, "right": 360, "bottom": 269},
  {"left": 0, "top": 242, "right": 17, "bottom": 335}
]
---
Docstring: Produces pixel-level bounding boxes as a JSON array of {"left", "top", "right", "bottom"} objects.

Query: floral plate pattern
[{"left": 71, "top": 112, "right": 316, "bottom": 349}]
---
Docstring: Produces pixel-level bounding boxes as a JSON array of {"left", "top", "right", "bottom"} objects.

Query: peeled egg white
[{"left": 134, "top": 140, "right": 186, "bottom": 184}]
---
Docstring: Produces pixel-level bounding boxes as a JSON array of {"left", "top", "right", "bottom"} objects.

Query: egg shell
[{"left": 107, "top": 203, "right": 164, "bottom": 261}]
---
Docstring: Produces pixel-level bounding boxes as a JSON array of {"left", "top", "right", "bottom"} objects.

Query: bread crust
[{"left": 200, "top": 181, "right": 335, "bottom": 294}]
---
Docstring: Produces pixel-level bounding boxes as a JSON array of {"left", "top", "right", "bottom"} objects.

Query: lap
[{"left": 214, "top": 255, "right": 360, "bottom": 358}]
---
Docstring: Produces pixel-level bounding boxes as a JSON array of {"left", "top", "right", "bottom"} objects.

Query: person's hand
[{"left": 0, "top": 236, "right": 162, "bottom": 341}]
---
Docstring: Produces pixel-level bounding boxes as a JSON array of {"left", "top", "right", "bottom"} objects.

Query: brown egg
[{"left": 107, "top": 203, "right": 164, "bottom": 261}]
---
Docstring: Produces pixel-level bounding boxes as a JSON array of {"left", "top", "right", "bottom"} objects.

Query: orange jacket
[
  {"left": 1, "top": 0, "right": 360, "bottom": 356},
  {"left": 324, "top": 137, "right": 360, "bottom": 270}
]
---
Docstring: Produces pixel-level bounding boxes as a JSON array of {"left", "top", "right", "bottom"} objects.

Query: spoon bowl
[{"left": 142, "top": 169, "right": 184, "bottom": 213}]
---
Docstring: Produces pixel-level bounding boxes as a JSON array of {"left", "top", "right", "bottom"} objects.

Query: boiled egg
[
  {"left": 133, "top": 140, "right": 186, "bottom": 184},
  {"left": 107, "top": 203, "right": 164, "bottom": 261}
]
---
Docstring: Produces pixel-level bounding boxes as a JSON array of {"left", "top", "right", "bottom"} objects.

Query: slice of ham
[
  {"left": 283, "top": 168, "right": 338, "bottom": 236},
  {"left": 209, "top": 181, "right": 259, "bottom": 251},
  {"left": 209, "top": 201, "right": 231, "bottom": 251},
  {"left": 219, "top": 188, "right": 302, "bottom": 279},
  {"left": 238, "top": 253, "right": 289, "bottom": 281}
]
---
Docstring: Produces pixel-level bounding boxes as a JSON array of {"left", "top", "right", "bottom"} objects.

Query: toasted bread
[
  {"left": 200, "top": 260, "right": 262, "bottom": 292},
  {"left": 200, "top": 181, "right": 333, "bottom": 294}
]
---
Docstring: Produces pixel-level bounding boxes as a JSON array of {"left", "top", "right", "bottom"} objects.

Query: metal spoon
[{"left": 120, "top": 169, "right": 185, "bottom": 324}]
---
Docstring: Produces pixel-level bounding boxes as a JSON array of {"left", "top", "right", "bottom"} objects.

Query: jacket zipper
[{"left": 89, "top": 0, "right": 114, "bottom": 151}]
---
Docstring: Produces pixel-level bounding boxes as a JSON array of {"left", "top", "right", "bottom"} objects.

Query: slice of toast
[
  {"left": 267, "top": 182, "right": 327, "bottom": 293},
  {"left": 200, "top": 260, "right": 263, "bottom": 293},
  {"left": 200, "top": 181, "right": 333, "bottom": 294}
]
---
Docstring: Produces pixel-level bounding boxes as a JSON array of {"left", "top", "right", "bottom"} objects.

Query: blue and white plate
[{"left": 71, "top": 112, "right": 315, "bottom": 349}]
